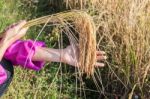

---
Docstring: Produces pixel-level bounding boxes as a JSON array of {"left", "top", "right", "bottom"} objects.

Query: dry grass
[
  {"left": 23, "top": 0, "right": 150, "bottom": 98},
  {"left": 93, "top": 0, "right": 150, "bottom": 98},
  {"left": 23, "top": 10, "right": 97, "bottom": 76},
  {"left": 49, "top": 0, "right": 98, "bottom": 9},
  {"left": 57, "top": 0, "right": 150, "bottom": 98},
  {"left": 2, "top": 0, "right": 150, "bottom": 98}
]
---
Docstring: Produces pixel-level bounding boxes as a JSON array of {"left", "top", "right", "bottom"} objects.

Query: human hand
[
  {"left": 2, "top": 20, "right": 28, "bottom": 46},
  {"left": 0, "top": 20, "right": 28, "bottom": 60},
  {"left": 62, "top": 45, "right": 107, "bottom": 67}
]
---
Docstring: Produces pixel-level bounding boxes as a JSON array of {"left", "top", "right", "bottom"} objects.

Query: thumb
[
  {"left": 18, "top": 27, "right": 29, "bottom": 37},
  {"left": 16, "top": 20, "right": 27, "bottom": 31}
]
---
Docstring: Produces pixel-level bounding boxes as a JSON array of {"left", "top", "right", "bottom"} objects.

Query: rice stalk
[
  {"left": 93, "top": 0, "right": 150, "bottom": 97},
  {"left": 48, "top": 0, "right": 99, "bottom": 10},
  {"left": 23, "top": 10, "right": 97, "bottom": 76},
  {"left": 128, "top": 84, "right": 137, "bottom": 99}
]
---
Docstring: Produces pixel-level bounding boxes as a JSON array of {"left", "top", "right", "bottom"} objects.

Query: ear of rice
[{"left": 23, "top": 10, "right": 97, "bottom": 76}]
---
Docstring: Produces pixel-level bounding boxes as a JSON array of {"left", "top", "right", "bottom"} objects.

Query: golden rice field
[{"left": 0, "top": 0, "right": 150, "bottom": 99}]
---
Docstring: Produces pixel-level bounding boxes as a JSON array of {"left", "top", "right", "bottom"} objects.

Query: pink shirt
[
  {"left": 0, "top": 40, "right": 45, "bottom": 85},
  {"left": 0, "top": 65, "right": 7, "bottom": 85}
]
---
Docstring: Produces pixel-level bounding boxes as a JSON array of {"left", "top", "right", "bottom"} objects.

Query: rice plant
[
  {"left": 2, "top": 0, "right": 150, "bottom": 99},
  {"left": 45, "top": 0, "right": 150, "bottom": 98}
]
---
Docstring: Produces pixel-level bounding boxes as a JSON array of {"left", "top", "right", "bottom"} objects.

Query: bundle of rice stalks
[{"left": 23, "top": 10, "right": 96, "bottom": 76}]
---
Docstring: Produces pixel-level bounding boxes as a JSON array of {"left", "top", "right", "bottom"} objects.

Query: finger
[
  {"left": 10, "top": 23, "right": 18, "bottom": 27},
  {"left": 96, "top": 56, "right": 107, "bottom": 60},
  {"left": 15, "top": 20, "right": 27, "bottom": 30},
  {"left": 4, "top": 23, "right": 17, "bottom": 32},
  {"left": 95, "top": 62, "right": 105, "bottom": 67},
  {"left": 96, "top": 51, "right": 106, "bottom": 55},
  {"left": 18, "top": 27, "right": 29, "bottom": 36},
  {"left": 9, "top": 23, "right": 17, "bottom": 28}
]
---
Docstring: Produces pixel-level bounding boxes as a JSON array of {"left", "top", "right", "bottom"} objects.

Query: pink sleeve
[
  {"left": 0, "top": 64, "right": 7, "bottom": 85},
  {"left": 4, "top": 40, "right": 46, "bottom": 71}
]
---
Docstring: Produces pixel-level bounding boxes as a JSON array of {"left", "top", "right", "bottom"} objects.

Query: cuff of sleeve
[{"left": 4, "top": 40, "right": 46, "bottom": 71}]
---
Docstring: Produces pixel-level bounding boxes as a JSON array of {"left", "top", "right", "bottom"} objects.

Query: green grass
[
  {"left": 0, "top": 0, "right": 81, "bottom": 99},
  {"left": 0, "top": 1, "right": 100, "bottom": 98},
  {"left": 1, "top": 0, "right": 150, "bottom": 99},
  {"left": 0, "top": 0, "right": 18, "bottom": 32}
]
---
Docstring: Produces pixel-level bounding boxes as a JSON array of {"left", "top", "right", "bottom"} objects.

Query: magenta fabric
[
  {"left": 4, "top": 40, "right": 46, "bottom": 71},
  {"left": 0, "top": 65, "right": 7, "bottom": 85}
]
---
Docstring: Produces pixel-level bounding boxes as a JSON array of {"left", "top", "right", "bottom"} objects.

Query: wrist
[
  {"left": 0, "top": 38, "right": 9, "bottom": 49},
  {"left": 46, "top": 48, "right": 66, "bottom": 63},
  {"left": 58, "top": 49, "right": 66, "bottom": 63},
  {"left": 1, "top": 32, "right": 16, "bottom": 48},
  {"left": 0, "top": 39, "right": 10, "bottom": 60}
]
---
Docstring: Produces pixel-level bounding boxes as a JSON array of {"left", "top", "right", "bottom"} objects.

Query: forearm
[{"left": 32, "top": 47, "right": 65, "bottom": 63}]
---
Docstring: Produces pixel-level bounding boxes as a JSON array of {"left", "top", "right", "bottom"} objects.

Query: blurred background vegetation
[{"left": 0, "top": 0, "right": 150, "bottom": 99}]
